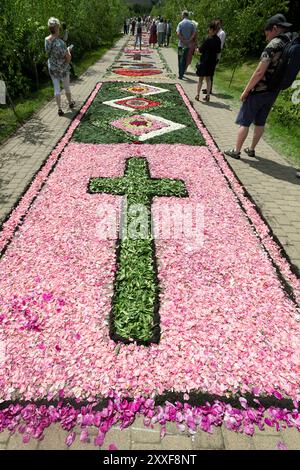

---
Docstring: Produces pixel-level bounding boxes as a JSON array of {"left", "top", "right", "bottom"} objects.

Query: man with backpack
[{"left": 224, "top": 14, "right": 300, "bottom": 161}]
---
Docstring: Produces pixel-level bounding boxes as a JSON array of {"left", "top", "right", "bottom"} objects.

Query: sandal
[
  {"left": 69, "top": 101, "right": 75, "bottom": 109},
  {"left": 58, "top": 109, "right": 64, "bottom": 116},
  {"left": 203, "top": 95, "right": 210, "bottom": 102},
  {"left": 244, "top": 147, "right": 256, "bottom": 158},
  {"left": 195, "top": 95, "right": 200, "bottom": 101},
  {"left": 224, "top": 148, "right": 241, "bottom": 160}
]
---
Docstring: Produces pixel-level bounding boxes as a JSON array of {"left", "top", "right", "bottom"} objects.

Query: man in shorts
[{"left": 224, "top": 14, "right": 293, "bottom": 160}]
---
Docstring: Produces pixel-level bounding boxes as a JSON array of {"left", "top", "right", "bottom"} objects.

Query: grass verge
[{"left": 0, "top": 37, "right": 121, "bottom": 145}]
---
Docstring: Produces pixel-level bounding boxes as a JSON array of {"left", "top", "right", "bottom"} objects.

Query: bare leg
[
  {"left": 66, "top": 92, "right": 72, "bottom": 104},
  {"left": 236, "top": 126, "right": 249, "bottom": 152},
  {"left": 55, "top": 94, "right": 61, "bottom": 110},
  {"left": 206, "top": 77, "right": 212, "bottom": 98},
  {"left": 196, "top": 77, "right": 203, "bottom": 98},
  {"left": 251, "top": 125, "right": 265, "bottom": 150}
]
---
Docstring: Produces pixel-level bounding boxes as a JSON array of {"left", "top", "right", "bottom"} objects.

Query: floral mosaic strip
[{"left": 73, "top": 82, "right": 205, "bottom": 145}]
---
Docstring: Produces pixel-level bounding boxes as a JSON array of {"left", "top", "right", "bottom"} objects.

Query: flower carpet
[
  {"left": 104, "top": 33, "right": 171, "bottom": 82},
  {"left": 1, "top": 39, "right": 300, "bottom": 449},
  {"left": 72, "top": 82, "right": 205, "bottom": 145}
]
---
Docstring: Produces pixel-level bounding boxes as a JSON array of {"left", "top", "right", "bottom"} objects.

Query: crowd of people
[
  {"left": 123, "top": 15, "right": 173, "bottom": 49},
  {"left": 45, "top": 10, "right": 300, "bottom": 180}
]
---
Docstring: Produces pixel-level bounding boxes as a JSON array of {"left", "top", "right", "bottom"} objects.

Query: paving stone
[
  {"left": 192, "top": 428, "right": 224, "bottom": 450},
  {"left": 159, "top": 435, "right": 193, "bottom": 450},
  {"left": 131, "top": 443, "right": 164, "bottom": 450},
  {"left": 131, "top": 429, "right": 161, "bottom": 444},
  {"left": 38, "top": 424, "right": 69, "bottom": 450},
  {"left": 69, "top": 438, "right": 99, "bottom": 450},
  {"left": 0, "top": 430, "right": 11, "bottom": 444},
  {"left": 253, "top": 425, "right": 282, "bottom": 436},
  {"left": 253, "top": 434, "right": 283, "bottom": 450},
  {"left": 102, "top": 429, "right": 131, "bottom": 450},
  {"left": 281, "top": 427, "right": 300, "bottom": 450},
  {"left": 222, "top": 428, "right": 255, "bottom": 450},
  {"left": 6, "top": 434, "right": 39, "bottom": 450},
  {"left": 165, "top": 422, "right": 189, "bottom": 436}
]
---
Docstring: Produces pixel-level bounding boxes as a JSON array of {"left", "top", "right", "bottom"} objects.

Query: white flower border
[
  {"left": 121, "top": 83, "right": 170, "bottom": 96},
  {"left": 137, "top": 113, "right": 186, "bottom": 141},
  {"left": 103, "top": 95, "right": 141, "bottom": 112}
]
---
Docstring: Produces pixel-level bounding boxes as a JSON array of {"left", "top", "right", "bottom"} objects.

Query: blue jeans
[{"left": 178, "top": 47, "right": 189, "bottom": 78}]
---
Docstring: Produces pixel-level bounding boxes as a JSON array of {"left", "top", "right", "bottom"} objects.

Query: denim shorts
[{"left": 236, "top": 91, "right": 278, "bottom": 127}]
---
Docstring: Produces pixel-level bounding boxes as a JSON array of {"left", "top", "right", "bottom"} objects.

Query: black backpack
[{"left": 268, "top": 33, "right": 300, "bottom": 91}]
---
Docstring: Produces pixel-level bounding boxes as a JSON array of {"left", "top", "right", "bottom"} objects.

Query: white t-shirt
[{"left": 157, "top": 22, "right": 165, "bottom": 33}]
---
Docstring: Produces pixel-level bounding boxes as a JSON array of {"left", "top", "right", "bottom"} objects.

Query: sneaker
[
  {"left": 224, "top": 148, "right": 241, "bottom": 159},
  {"left": 244, "top": 147, "right": 256, "bottom": 158},
  {"left": 58, "top": 109, "right": 64, "bottom": 116}
]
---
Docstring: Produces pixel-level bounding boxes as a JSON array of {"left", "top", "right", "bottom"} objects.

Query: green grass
[
  {"left": 0, "top": 39, "right": 121, "bottom": 145},
  {"left": 211, "top": 59, "right": 300, "bottom": 166}
]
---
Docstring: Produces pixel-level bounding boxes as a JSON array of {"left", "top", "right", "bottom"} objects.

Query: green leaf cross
[{"left": 88, "top": 157, "right": 188, "bottom": 345}]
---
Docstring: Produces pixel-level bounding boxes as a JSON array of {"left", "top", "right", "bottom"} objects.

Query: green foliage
[
  {"left": 0, "top": 0, "right": 128, "bottom": 98},
  {"left": 270, "top": 88, "right": 300, "bottom": 128},
  {"left": 151, "top": 0, "right": 290, "bottom": 64}
]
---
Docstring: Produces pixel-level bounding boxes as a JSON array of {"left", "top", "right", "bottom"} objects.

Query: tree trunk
[
  {"left": 229, "top": 64, "right": 238, "bottom": 88},
  {"left": 33, "top": 59, "right": 39, "bottom": 90}
]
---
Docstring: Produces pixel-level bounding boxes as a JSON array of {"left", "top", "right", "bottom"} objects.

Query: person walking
[
  {"left": 224, "top": 14, "right": 298, "bottom": 160},
  {"left": 166, "top": 20, "right": 172, "bottom": 47},
  {"left": 45, "top": 17, "right": 75, "bottom": 116},
  {"left": 195, "top": 21, "right": 221, "bottom": 102},
  {"left": 134, "top": 17, "right": 143, "bottom": 50},
  {"left": 149, "top": 20, "right": 157, "bottom": 48},
  {"left": 131, "top": 18, "right": 136, "bottom": 36},
  {"left": 176, "top": 11, "right": 196, "bottom": 80},
  {"left": 157, "top": 18, "right": 165, "bottom": 47},
  {"left": 203, "top": 18, "right": 226, "bottom": 95}
]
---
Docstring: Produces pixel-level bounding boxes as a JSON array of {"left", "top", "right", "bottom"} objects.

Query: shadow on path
[
  {"left": 17, "top": 118, "right": 52, "bottom": 145},
  {"left": 197, "top": 100, "right": 232, "bottom": 110},
  {"left": 243, "top": 155, "right": 300, "bottom": 185}
]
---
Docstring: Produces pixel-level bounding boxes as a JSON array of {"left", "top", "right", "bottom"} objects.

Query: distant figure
[
  {"left": 149, "top": 20, "right": 157, "bottom": 48},
  {"left": 166, "top": 20, "right": 172, "bottom": 46},
  {"left": 135, "top": 18, "right": 143, "bottom": 50},
  {"left": 131, "top": 18, "right": 136, "bottom": 36},
  {"left": 157, "top": 18, "right": 165, "bottom": 47},
  {"left": 126, "top": 18, "right": 130, "bottom": 34},
  {"left": 176, "top": 10, "right": 196, "bottom": 80},
  {"left": 195, "top": 21, "right": 221, "bottom": 102},
  {"left": 123, "top": 19, "right": 128, "bottom": 35}
]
